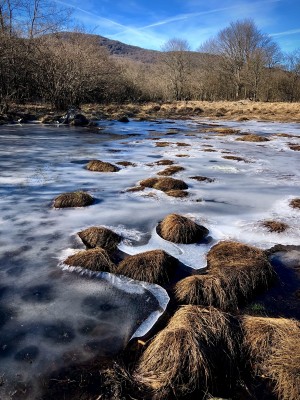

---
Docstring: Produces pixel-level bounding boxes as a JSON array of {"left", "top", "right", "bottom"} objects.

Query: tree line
[{"left": 1, "top": 0, "right": 300, "bottom": 112}]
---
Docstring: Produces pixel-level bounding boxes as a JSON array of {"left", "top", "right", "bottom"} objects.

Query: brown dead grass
[
  {"left": 155, "top": 141, "right": 170, "bottom": 147},
  {"left": 125, "top": 186, "right": 145, "bottom": 193},
  {"left": 165, "top": 190, "right": 189, "bottom": 198},
  {"left": 78, "top": 226, "right": 121, "bottom": 253},
  {"left": 155, "top": 159, "right": 174, "bottom": 166},
  {"left": 53, "top": 191, "right": 94, "bottom": 208},
  {"left": 242, "top": 316, "right": 300, "bottom": 400},
  {"left": 207, "top": 127, "right": 240, "bottom": 135},
  {"left": 157, "top": 165, "right": 185, "bottom": 176},
  {"left": 158, "top": 213, "right": 209, "bottom": 244},
  {"left": 116, "top": 161, "right": 136, "bottom": 167},
  {"left": 134, "top": 305, "right": 237, "bottom": 397},
  {"left": 207, "top": 241, "right": 274, "bottom": 301},
  {"left": 190, "top": 176, "right": 215, "bottom": 183},
  {"left": 86, "top": 160, "right": 120, "bottom": 172},
  {"left": 290, "top": 198, "right": 300, "bottom": 209},
  {"left": 176, "top": 142, "right": 191, "bottom": 147},
  {"left": 174, "top": 274, "right": 238, "bottom": 311},
  {"left": 289, "top": 144, "right": 300, "bottom": 151},
  {"left": 117, "top": 249, "right": 178, "bottom": 285},
  {"left": 222, "top": 155, "right": 248, "bottom": 162},
  {"left": 175, "top": 154, "right": 189, "bottom": 157},
  {"left": 64, "top": 248, "right": 116, "bottom": 272},
  {"left": 202, "top": 148, "right": 217, "bottom": 152},
  {"left": 236, "top": 134, "right": 269, "bottom": 142},
  {"left": 140, "top": 177, "right": 188, "bottom": 192},
  {"left": 261, "top": 220, "right": 289, "bottom": 233}
]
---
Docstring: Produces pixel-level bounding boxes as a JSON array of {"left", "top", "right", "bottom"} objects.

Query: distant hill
[
  {"left": 54, "top": 32, "right": 160, "bottom": 63},
  {"left": 52, "top": 32, "right": 217, "bottom": 66}
]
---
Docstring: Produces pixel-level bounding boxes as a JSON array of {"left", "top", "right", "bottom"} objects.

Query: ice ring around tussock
[{"left": 0, "top": 265, "right": 169, "bottom": 400}]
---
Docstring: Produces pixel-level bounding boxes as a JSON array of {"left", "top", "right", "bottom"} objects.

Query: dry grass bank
[
  {"left": 82, "top": 100, "right": 300, "bottom": 123},
  {"left": 6, "top": 100, "right": 300, "bottom": 123}
]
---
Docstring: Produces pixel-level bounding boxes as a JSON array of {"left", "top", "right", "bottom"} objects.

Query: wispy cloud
[{"left": 270, "top": 28, "right": 300, "bottom": 37}]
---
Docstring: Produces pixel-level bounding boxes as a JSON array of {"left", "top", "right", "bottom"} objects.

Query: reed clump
[
  {"left": 64, "top": 248, "right": 116, "bottom": 272},
  {"left": 78, "top": 226, "right": 121, "bottom": 253},
  {"left": 117, "top": 249, "right": 178, "bottom": 286},
  {"left": 157, "top": 214, "right": 209, "bottom": 244},
  {"left": 53, "top": 191, "right": 94, "bottom": 208}
]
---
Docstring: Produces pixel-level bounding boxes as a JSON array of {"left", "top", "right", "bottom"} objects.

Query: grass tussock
[
  {"left": 53, "top": 191, "right": 94, "bottom": 208},
  {"left": 116, "top": 161, "right": 136, "bottom": 167},
  {"left": 175, "top": 154, "right": 189, "bottom": 157},
  {"left": 207, "top": 241, "right": 274, "bottom": 301},
  {"left": 202, "top": 148, "right": 217, "bottom": 152},
  {"left": 204, "top": 127, "right": 240, "bottom": 135},
  {"left": 190, "top": 176, "right": 215, "bottom": 183},
  {"left": 125, "top": 186, "right": 145, "bottom": 193},
  {"left": 86, "top": 160, "right": 120, "bottom": 172},
  {"left": 236, "top": 134, "right": 269, "bottom": 142},
  {"left": 261, "top": 220, "right": 289, "bottom": 233},
  {"left": 165, "top": 189, "right": 189, "bottom": 198},
  {"left": 289, "top": 144, "right": 300, "bottom": 151},
  {"left": 64, "top": 248, "right": 116, "bottom": 272},
  {"left": 134, "top": 305, "right": 237, "bottom": 397},
  {"left": 174, "top": 274, "right": 238, "bottom": 311},
  {"left": 290, "top": 198, "right": 300, "bottom": 209},
  {"left": 155, "top": 141, "right": 170, "bottom": 147},
  {"left": 157, "top": 165, "right": 185, "bottom": 176},
  {"left": 176, "top": 142, "right": 191, "bottom": 147},
  {"left": 155, "top": 159, "right": 174, "bottom": 166},
  {"left": 222, "top": 155, "right": 247, "bottom": 162},
  {"left": 158, "top": 213, "right": 209, "bottom": 244},
  {"left": 78, "top": 226, "right": 121, "bottom": 253},
  {"left": 140, "top": 177, "right": 188, "bottom": 192},
  {"left": 117, "top": 249, "right": 178, "bottom": 286},
  {"left": 242, "top": 316, "right": 300, "bottom": 400}
]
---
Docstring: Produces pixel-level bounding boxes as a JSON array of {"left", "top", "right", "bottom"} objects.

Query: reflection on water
[{"left": 0, "top": 119, "right": 299, "bottom": 397}]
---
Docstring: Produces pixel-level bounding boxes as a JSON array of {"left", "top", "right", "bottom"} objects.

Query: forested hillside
[{"left": 1, "top": 0, "right": 300, "bottom": 112}]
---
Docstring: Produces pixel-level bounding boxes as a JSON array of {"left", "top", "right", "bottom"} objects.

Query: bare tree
[
  {"left": 199, "top": 19, "right": 280, "bottom": 100},
  {"left": 161, "top": 38, "right": 192, "bottom": 100}
]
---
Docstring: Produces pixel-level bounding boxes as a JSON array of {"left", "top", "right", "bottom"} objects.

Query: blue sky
[{"left": 57, "top": 0, "right": 300, "bottom": 52}]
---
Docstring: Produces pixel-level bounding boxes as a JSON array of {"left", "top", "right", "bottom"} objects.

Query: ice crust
[{"left": 0, "top": 119, "right": 299, "bottom": 397}]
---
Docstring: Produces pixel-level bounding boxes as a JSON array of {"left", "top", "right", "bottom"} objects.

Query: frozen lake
[{"left": 0, "top": 118, "right": 299, "bottom": 398}]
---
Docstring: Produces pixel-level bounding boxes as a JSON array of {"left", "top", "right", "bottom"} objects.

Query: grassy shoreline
[{"left": 1, "top": 100, "right": 300, "bottom": 124}]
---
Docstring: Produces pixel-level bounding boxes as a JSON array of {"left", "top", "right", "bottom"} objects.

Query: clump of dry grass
[
  {"left": 174, "top": 274, "right": 238, "bottom": 311},
  {"left": 289, "top": 198, "right": 300, "bottom": 209},
  {"left": 261, "top": 220, "right": 289, "bottom": 233},
  {"left": 140, "top": 177, "right": 188, "bottom": 192},
  {"left": 117, "top": 249, "right": 178, "bottom": 285},
  {"left": 158, "top": 214, "right": 209, "bottom": 244},
  {"left": 53, "top": 191, "right": 94, "bottom": 208},
  {"left": 64, "top": 248, "right": 116, "bottom": 272},
  {"left": 190, "top": 176, "right": 215, "bottom": 183},
  {"left": 242, "top": 316, "right": 300, "bottom": 400},
  {"left": 125, "top": 186, "right": 145, "bottom": 193},
  {"left": 86, "top": 160, "right": 120, "bottom": 172},
  {"left": 207, "top": 241, "right": 274, "bottom": 301},
  {"left": 78, "top": 226, "right": 121, "bottom": 253},
  {"left": 236, "top": 134, "right": 269, "bottom": 142},
  {"left": 165, "top": 190, "right": 189, "bottom": 198},
  {"left": 157, "top": 166, "right": 185, "bottom": 176},
  {"left": 155, "top": 159, "right": 174, "bottom": 166},
  {"left": 209, "top": 127, "right": 240, "bottom": 135},
  {"left": 116, "top": 161, "right": 136, "bottom": 167},
  {"left": 222, "top": 155, "right": 248, "bottom": 162},
  {"left": 289, "top": 144, "right": 300, "bottom": 151},
  {"left": 202, "top": 148, "right": 217, "bottom": 152},
  {"left": 176, "top": 142, "right": 191, "bottom": 147},
  {"left": 134, "top": 305, "right": 237, "bottom": 397},
  {"left": 155, "top": 141, "right": 170, "bottom": 147},
  {"left": 175, "top": 154, "right": 189, "bottom": 157}
]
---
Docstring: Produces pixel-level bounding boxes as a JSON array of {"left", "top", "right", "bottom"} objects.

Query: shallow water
[{"left": 0, "top": 119, "right": 299, "bottom": 398}]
